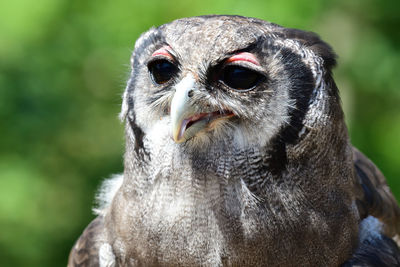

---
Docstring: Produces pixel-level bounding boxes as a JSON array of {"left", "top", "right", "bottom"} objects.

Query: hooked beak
[{"left": 170, "top": 75, "right": 234, "bottom": 143}]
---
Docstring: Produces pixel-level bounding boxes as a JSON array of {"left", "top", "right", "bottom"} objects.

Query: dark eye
[
  {"left": 220, "top": 65, "right": 264, "bottom": 90},
  {"left": 148, "top": 60, "right": 178, "bottom": 84}
]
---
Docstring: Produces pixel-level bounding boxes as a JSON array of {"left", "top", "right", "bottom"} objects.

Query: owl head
[{"left": 121, "top": 15, "right": 342, "bottom": 160}]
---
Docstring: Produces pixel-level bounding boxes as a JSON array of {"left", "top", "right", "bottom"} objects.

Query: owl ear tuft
[{"left": 283, "top": 28, "right": 337, "bottom": 71}]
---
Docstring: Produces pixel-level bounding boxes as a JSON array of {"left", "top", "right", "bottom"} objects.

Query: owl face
[{"left": 123, "top": 16, "right": 335, "bottom": 152}]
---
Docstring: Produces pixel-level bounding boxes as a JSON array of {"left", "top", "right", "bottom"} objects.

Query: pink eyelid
[
  {"left": 226, "top": 52, "right": 260, "bottom": 66},
  {"left": 151, "top": 46, "right": 173, "bottom": 59}
]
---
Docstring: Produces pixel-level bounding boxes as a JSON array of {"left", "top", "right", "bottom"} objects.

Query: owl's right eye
[{"left": 148, "top": 60, "right": 178, "bottom": 84}]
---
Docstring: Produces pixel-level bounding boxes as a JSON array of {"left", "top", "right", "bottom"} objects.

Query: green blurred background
[{"left": 0, "top": 0, "right": 399, "bottom": 266}]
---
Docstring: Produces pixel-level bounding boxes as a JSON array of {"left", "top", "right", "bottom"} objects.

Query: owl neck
[{"left": 122, "top": 108, "right": 352, "bottom": 201}]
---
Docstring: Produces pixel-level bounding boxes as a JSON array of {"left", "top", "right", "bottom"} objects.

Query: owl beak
[
  {"left": 170, "top": 75, "right": 200, "bottom": 143},
  {"left": 170, "top": 75, "right": 234, "bottom": 143}
]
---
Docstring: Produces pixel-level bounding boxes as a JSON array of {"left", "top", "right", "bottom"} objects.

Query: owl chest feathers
[{"left": 109, "top": 144, "right": 358, "bottom": 266}]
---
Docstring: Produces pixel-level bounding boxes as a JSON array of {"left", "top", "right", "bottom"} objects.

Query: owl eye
[
  {"left": 148, "top": 59, "right": 178, "bottom": 84},
  {"left": 220, "top": 66, "right": 264, "bottom": 91}
]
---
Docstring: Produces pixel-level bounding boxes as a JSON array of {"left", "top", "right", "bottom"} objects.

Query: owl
[{"left": 68, "top": 15, "right": 400, "bottom": 266}]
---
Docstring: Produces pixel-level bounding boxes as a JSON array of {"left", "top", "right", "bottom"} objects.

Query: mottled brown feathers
[
  {"left": 353, "top": 147, "right": 400, "bottom": 237},
  {"left": 68, "top": 217, "right": 103, "bottom": 267}
]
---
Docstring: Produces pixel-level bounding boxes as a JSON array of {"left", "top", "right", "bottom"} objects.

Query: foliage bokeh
[{"left": 0, "top": 0, "right": 399, "bottom": 266}]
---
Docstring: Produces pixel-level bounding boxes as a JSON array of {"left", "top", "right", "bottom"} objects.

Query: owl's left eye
[
  {"left": 148, "top": 59, "right": 178, "bottom": 84},
  {"left": 220, "top": 65, "right": 264, "bottom": 91}
]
